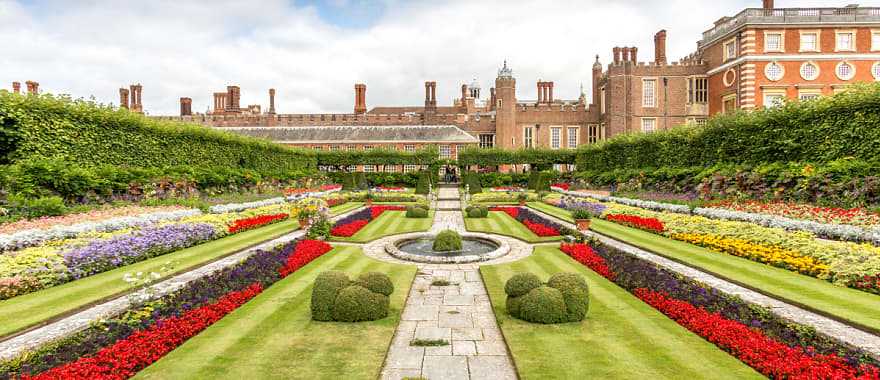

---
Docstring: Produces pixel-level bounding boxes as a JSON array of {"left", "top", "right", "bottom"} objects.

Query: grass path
[
  {"left": 481, "top": 246, "right": 761, "bottom": 379},
  {"left": 0, "top": 203, "right": 360, "bottom": 339},
  {"left": 527, "top": 202, "right": 880, "bottom": 332},
  {"left": 136, "top": 246, "right": 416, "bottom": 379},
  {"left": 465, "top": 211, "right": 562, "bottom": 243},
  {"left": 330, "top": 210, "right": 433, "bottom": 243}
]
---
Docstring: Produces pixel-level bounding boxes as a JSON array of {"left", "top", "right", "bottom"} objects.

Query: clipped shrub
[
  {"left": 355, "top": 172, "right": 369, "bottom": 190},
  {"left": 406, "top": 205, "right": 429, "bottom": 218},
  {"left": 342, "top": 172, "right": 357, "bottom": 191},
  {"left": 415, "top": 171, "right": 431, "bottom": 194},
  {"left": 465, "top": 205, "right": 489, "bottom": 218},
  {"left": 547, "top": 272, "right": 590, "bottom": 322},
  {"left": 331, "top": 285, "right": 390, "bottom": 322},
  {"left": 516, "top": 286, "right": 567, "bottom": 324},
  {"left": 4, "top": 194, "right": 67, "bottom": 219},
  {"left": 311, "top": 271, "right": 351, "bottom": 321},
  {"left": 357, "top": 272, "right": 394, "bottom": 296},
  {"left": 464, "top": 171, "right": 482, "bottom": 194},
  {"left": 504, "top": 272, "right": 541, "bottom": 297},
  {"left": 433, "top": 230, "right": 462, "bottom": 252}
]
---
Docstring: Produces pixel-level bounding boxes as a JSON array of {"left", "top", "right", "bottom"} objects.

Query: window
[
  {"left": 553, "top": 164, "right": 564, "bottom": 172},
  {"left": 567, "top": 127, "right": 579, "bottom": 148},
  {"left": 873, "top": 30, "right": 880, "bottom": 51},
  {"left": 404, "top": 145, "right": 415, "bottom": 152},
  {"left": 600, "top": 88, "right": 606, "bottom": 114},
  {"left": 362, "top": 145, "right": 373, "bottom": 150},
  {"left": 800, "top": 31, "right": 819, "bottom": 52},
  {"left": 800, "top": 62, "right": 819, "bottom": 81},
  {"left": 764, "top": 32, "right": 783, "bottom": 52},
  {"left": 642, "top": 79, "right": 656, "bottom": 107},
  {"left": 479, "top": 134, "right": 494, "bottom": 148},
  {"left": 764, "top": 62, "right": 784, "bottom": 81},
  {"left": 873, "top": 62, "right": 880, "bottom": 80},
  {"left": 439, "top": 145, "right": 451, "bottom": 159},
  {"left": 313, "top": 146, "right": 323, "bottom": 151},
  {"left": 836, "top": 61, "right": 855, "bottom": 80},
  {"left": 640, "top": 118, "right": 656, "bottom": 133},
  {"left": 722, "top": 94, "right": 737, "bottom": 114},
  {"left": 723, "top": 38, "right": 737, "bottom": 61},
  {"left": 497, "top": 99, "right": 503, "bottom": 109},
  {"left": 330, "top": 145, "right": 341, "bottom": 151},
  {"left": 688, "top": 118, "right": 708, "bottom": 126},
  {"left": 587, "top": 125, "right": 600, "bottom": 144},
  {"left": 799, "top": 89, "right": 822, "bottom": 101},
  {"left": 687, "top": 77, "right": 708, "bottom": 103},
  {"left": 384, "top": 165, "right": 397, "bottom": 173},
  {"left": 550, "top": 127, "right": 561, "bottom": 149},
  {"left": 404, "top": 164, "right": 417, "bottom": 172},
  {"left": 364, "top": 165, "right": 375, "bottom": 173},
  {"left": 347, "top": 165, "right": 356, "bottom": 172},
  {"left": 763, "top": 91, "right": 786, "bottom": 108},
  {"left": 347, "top": 145, "right": 356, "bottom": 151},
  {"left": 836, "top": 31, "right": 855, "bottom": 52},
  {"left": 523, "top": 126, "right": 534, "bottom": 148}
]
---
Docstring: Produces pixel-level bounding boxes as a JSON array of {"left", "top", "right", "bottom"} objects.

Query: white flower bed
[
  {"left": 0, "top": 209, "right": 203, "bottom": 252},
  {"left": 554, "top": 189, "right": 690, "bottom": 214},
  {"left": 208, "top": 197, "right": 287, "bottom": 214}
]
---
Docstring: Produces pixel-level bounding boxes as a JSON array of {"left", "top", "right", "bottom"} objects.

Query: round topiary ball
[
  {"left": 331, "top": 285, "right": 390, "bottom": 322},
  {"left": 547, "top": 272, "right": 590, "bottom": 322},
  {"left": 516, "top": 286, "right": 567, "bottom": 324},
  {"left": 433, "top": 230, "right": 462, "bottom": 252},
  {"left": 504, "top": 272, "right": 542, "bottom": 297},
  {"left": 311, "top": 271, "right": 351, "bottom": 321},
  {"left": 467, "top": 207, "right": 484, "bottom": 218},
  {"left": 506, "top": 293, "right": 524, "bottom": 316},
  {"left": 357, "top": 272, "right": 394, "bottom": 296}
]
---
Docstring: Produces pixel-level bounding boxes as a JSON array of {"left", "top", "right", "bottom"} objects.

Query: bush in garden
[
  {"left": 311, "top": 271, "right": 351, "bottom": 321},
  {"left": 405, "top": 205, "right": 428, "bottom": 218},
  {"left": 464, "top": 172, "right": 482, "bottom": 194},
  {"left": 415, "top": 171, "right": 431, "bottom": 194},
  {"left": 342, "top": 173, "right": 357, "bottom": 191},
  {"left": 357, "top": 272, "right": 394, "bottom": 296},
  {"left": 505, "top": 272, "right": 589, "bottom": 324},
  {"left": 355, "top": 172, "right": 369, "bottom": 190},
  {"left": 466, "top": 205, "right": 488, "bottom": 218},
  {"left": 433, "top": 230, "right": 462, "bottom": 252},
  {"left": 3, "top": 194, "right": 67, "bottom": 218},
  {"left": 331, "top": 285, "right": 390, "bottom": 322}
]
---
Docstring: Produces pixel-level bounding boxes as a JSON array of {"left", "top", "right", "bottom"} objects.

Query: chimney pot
[
  {"left": 12, "top": 82, "right": 20, "bottom": 94},
  {"left": 654, "top": 29, "right": 667, "bottom": 65},
  {"left": 762, "top": 0, "right": 773, "bottom": 9}
]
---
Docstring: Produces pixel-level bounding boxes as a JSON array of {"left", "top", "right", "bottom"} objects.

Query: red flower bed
[
  {"left": 605, "top": 213, "right": 665, "bottom": 233},
  {"left": 320, "top": 184, "right": 342, "bottom": 191},
  {"left": 26, "top": 283, "right": 264, "bottom": 380},
  {"left": 330, "top": 220, "right": 369, "bottom": 237},
  {"left": 522, "top": 220, "right": 559, "bottom": 236},
  {"left": 490, "top": 206, "right": 520, "bottom": 219},
  {"left": 635, "top": 288, "right": 880, "bottom": 380},
  {"left": 377, "top": 186, "right": 405, "bottom": 192},
  {"left": 279, "top": 239, "right": 333, "bottom": 277},
  {"left": 550, "top": 183, "right": 570, "bottom": 191},
  {"left": 370, "top": 205, "right": 405, "bottom": 219},
  {"left": 560, "top": 243, "right": 615, "bottom": 280},
  {"left": 227, "top": 213, "right": 289, "bottom": 234}
]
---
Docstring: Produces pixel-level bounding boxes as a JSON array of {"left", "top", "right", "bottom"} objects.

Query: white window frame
[
  {"left": 479, "top": 134, "right": 494, "bottom": 149},
  {"left": 384, "top": 165, "right": 397, "bottom": 173},
  {"left": 764, "top": 61, "right": 785, "bottom": 81},
  {"left": 330, "top": 145, "right": 341, "bottom": 151},
  {"left": 404, "top": 164, "right": 417, "bottom": 172},
  {"left": 800, "top": 61, "right": 820, "bottom": 81},
  {"left": 763, "top": 90, "right": 786, "bottom": 108},
  {"left": 687, "top": 76, "right": 708, "bottom": 104},
  {"left": 404, "top": 144, "right": 415, "bottom": 152},
  {"left": 873, "top": 62, "right": 880, "bottom": 80},
  {"left": 600, "top": 87, "right": 606, "bottom": 114},
  {"left": 347, "top": 145, "right": 356, "bottom": 151},
  {"left": 313, "top": 146, "right": 323, "bottom": 151},
  {"left": 550, "top": 127, "right": 561, "bottom": 149},
  {"left": 799, "top": 30, "right": 820, "bottom": 52},
  {"left": 723, "top": 38, "right": 737, "bottom": 61},
  {"left": 362, "top": 145, "right": 373, "bottom": 151},
  {"left": 764, "top": 31, "right": 784, "bottom": 53},
  {"left": 640, "top": 118, "right": 656, "bottom": 133},
  {"left": 835, "top": 30, "right": 856, "bottom": 52},
  {"left": 722, "top": 94, "right": 737, "bottom": 114},
  {"left": 439, "top": 145, "right": 451, "bottom": 159},
  {"left": 836, "top": 61, "right": 856, "bottom": 81},
  {"left": 567, "top": 127, "right": 579, "bottom": 148},
  {"left": 587, "top": 125, "right": 600, "bottom": 144},
  {"left": 523, "top": 126, "right": 534, "bottom": 148},
  {"left": 798, "top": 89, "right": 822, "bottom": 101},
  {"left": 642, "top": 78, "right": 657, "bottom": 108},
  {"left": 363, "top": 165, "right": 375, "bottom": 173},
  {"left": 873, "top": 30, "right": 880, "bottom": 52}
]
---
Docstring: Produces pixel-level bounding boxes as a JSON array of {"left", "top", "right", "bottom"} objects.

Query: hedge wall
[
  {"left": 575, "top": 83, "right": 880, "bottom": 172},
  {"left": 315, "top": 147, "right": 438, "bottom": 167},
  {"left": 458, "top": 147, "right": 576, "bottom": 167},
  {"left": 0, "top": 92, "right": 316, "bottom": 175}
]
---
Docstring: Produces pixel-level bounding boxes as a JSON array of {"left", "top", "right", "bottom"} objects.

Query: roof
[
  {"left": 366, "top": 106, "right": 460, "bottom": 114},
  {"left": 217, "top": 125, "right": 479, "bottom": 144}
]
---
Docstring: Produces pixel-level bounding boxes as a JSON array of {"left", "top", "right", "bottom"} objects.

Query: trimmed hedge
[
  {"left": 315, "top": 147, "right": 438, "bottom": 167},
  {"left": 505, "top": 272, "right": 589, "bottom": 324},
  {"left": 465, "top": 205, "right": 488, "bottom": 218},
  {"left": 310, "top": 271, "right": 393, "bottom": 322},
  {"left": 0, "top": 92, "right": 316, "bottom": 175},
  {"left": 458, "top": 147, "right": 576, "bottom": 167},
  {"left": 433, "top": 230, "right": 462, "bottom": 252},
  {"left": 311, "top": 271, "right": 351, "bottom": 321},
  {"left": 406, "top": 205, "right": 429, "bottom": 218}
]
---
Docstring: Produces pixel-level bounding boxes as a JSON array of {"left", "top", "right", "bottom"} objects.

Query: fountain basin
[{"left": 385, "top": 233, "right": 509, "bottom": 263}]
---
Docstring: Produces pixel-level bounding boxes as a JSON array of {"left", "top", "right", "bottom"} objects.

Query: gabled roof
[{"left": 218, "top": 125, "right": 478, "bottom": 144}]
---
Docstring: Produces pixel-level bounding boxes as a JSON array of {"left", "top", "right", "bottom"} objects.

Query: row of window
[
  {"left": 724, "top": 29, "right": 880, "bottom": 61},
  {"left": 319, "top": 164, "right": 426, "bottom": 173},
  {"left": 766, "top": 61, "right": 880, "bottom": 81},
  {"left": 520, "top": 126, "right": 580, "bottom": 149},
  {"left": 641, "top": 77, "right": 710, "bottom": 108},
  {"left": 313, "top": 144, "right": 418, "bottom": 152}
]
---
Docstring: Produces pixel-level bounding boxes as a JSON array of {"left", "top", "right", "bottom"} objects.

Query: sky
[{"left": 2, "top": 0, "right": 877, "bottom": 115}]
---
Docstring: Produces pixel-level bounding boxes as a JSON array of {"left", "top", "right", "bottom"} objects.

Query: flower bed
[
  {"left": 605, "top": 214, "right": 665, "bottom": 233},
  {"left": 329, "top": 206, "right": 404, "bottom": 237},
  {"left": 550, "top": 183, "right": 570, "bottom": 191},
  {"left": 2, "top": 239, "right": 334, "bottom": 379},
  {"left": 330, "top": 220, "right": 369, "bottom": 237},
  {"left": 0, "top": 205, "right": 190, "bottom": 235},
  {"left": 374, "top": 186, "right": 406, "bottom": 192},
  {"left": 489, "top": 186, "right": 525, "bottom": 192},
  {"left": 522, "top": 220, "right": 559, "bottom": 237},
  {"left": 706, "top": 200, "right": 880, "bottom": 229},
  {"left": 545, "top": 197, "right": 607, "bottom": 217},
  {"left": 560, "top": 241, "right": 880, "bottom": 377},
  {"left": 227, "top": 213, "right": 289, "bottom": 234},
  {"left": 489, "top": 207, "right": 571, "bottom": 237}
]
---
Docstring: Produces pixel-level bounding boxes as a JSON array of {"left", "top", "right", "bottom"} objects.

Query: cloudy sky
[{"left": 1, "top": 0, "right": 873, "bottom": 115}]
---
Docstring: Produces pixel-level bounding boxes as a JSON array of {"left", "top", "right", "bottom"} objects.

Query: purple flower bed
[
  {"left": 587, "top": 238, "right": 879, "bottom": 368},
  {"left": 330, "top": 207, "right": 372, "bottom": 229},
  {"left": 556, "top": 197, "right": 607, "bottom": 216},
  {"left": 63, "top": 223, "right": 217, "bottom": 279},
  {"left": 515, "top": 207, "right": 578, "bottom": 236},
  {"left": 2, "top": 239, "right": 305, "bottom": 377}
]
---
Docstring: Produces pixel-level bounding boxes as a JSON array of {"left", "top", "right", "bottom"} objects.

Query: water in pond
[{"left": 398, "top": 238, "right": 498, "bottom": 257}]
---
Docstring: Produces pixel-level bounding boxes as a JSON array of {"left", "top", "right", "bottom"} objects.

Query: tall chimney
[
  {"left": 226, "top": 86, "right": 240, "bottom": 113},
  {"left": 461, "top": 84, "right": 468, "bottom": 101},
  {"left": 548, "top": 82, "right": 554, "bottom": 103},
  {"left": 354, "top": 84, "right": 367, "bottom": 114},
  {"left": 425, "top": 81, "right": 432, "bottom": 108},
  {"left": 654, "top": 30, "right": 667, "bottom": 65},
  {"left": 25, "top": 81, "right": 38, "bottom": 95},
  {"left": 631, "top": 47, "right": 638, "bottom": 63},
  {"left": 763, "top": 0, "right": 774, "bottom": 9},
  {"left": 180, "top": 97, "right": 192, "bottom": 116},
  {"left": 613, "top": 47, "right": 621, "bottom": 64},
  {"left": 490, "top": 87, "right": 496, "bottom": 110},
  {"left": 268, "top": 88, "right": 276, "bottom": 114},
  {"left": 119, "top": 88, "right": 130, "bottom": 109},
  {"left": 12, "top": 82, "right": 20, "bottom": 94},
  {"left": 591, "top": 55, "right": 602, "bottom": 108}
]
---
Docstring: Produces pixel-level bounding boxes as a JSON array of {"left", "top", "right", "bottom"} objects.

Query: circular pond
[
  {"left": 398, "top": 237, "right": 499, "bottom": 257},
  {"left": 385, "top": 233, "right": 509, "bottom": 264}
]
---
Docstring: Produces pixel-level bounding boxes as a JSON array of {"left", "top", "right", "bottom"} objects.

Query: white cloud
[{"left": 1, "top": 0, "right": 876, "bottom": 115}]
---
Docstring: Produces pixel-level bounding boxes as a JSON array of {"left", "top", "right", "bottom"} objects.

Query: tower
[
  {"left": 180, "top": 97, "right": 192, "bottom": 116},
  {"left": 268, "top": 88, "right": 276, "bottom": 114},
  {"left": 354, "top": 84, "right": 367, "bottom": 115},
  {"left": 494, "top": 61, "right": 517, "bottom": 149},
  {"left": 119, "top": 88, "right": 130, "bottom": 109},
  {"left": 226, "top": 85, "right": 241, "bottom": 113}
]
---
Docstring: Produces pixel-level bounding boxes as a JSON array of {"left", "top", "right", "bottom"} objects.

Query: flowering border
[{"left": 330, "top": 206, "right": 405, "bottom": 237}]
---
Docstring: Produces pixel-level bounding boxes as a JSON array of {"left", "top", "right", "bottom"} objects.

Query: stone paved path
[{"left": 381, "top": 185, "right": 519, "bottom": 379}]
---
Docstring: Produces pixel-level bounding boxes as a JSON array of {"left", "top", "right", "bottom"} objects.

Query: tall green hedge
[
  {"left": 315, "top": 147, "right": 438, "bottom": 167},
  {"left": 458, "top": 147, "right": 576, "bottom": 167},
  {"left": 0, "top": 92, "right": 316, "bottom": 175},
  {"left": 576, "top": 83, "right": 880, "bottom": 172}
]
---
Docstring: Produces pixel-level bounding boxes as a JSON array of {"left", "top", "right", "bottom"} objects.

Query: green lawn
[
  {"left": 527, "top": 201, "right": 575, "bottom": 223},
  {"left": 481, "top": 246, "right": 761, "bottom": 379},
  {"left": 529, "top": 202, "right": 880, "bottom": 333},
  {"left": 136, "top": 246, "right": 416, "bottom": 380},
  {"left": 0, "top": 203, "right": 362, "bottom": 339},
  {"left": 330, "top": 210, "right": 433, "bottom": 243},
  {"left": 465, "top": 211, "right": 563, "bottom": 243}
]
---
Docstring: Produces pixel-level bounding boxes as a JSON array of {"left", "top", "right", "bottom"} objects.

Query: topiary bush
[
  {"left": 415, "top": 171, "right": 431, "bottom": 195},
  {"left": 465, "top": 205, "right": 489, "bottom": 218},
  {"left": 433, "top": 229, "right": 462, "bottom": 252},
  {"left": 406, "top": 205, "right": 429, "bottom": 218},
  {"left": 342, "top": 172, "right": 357, "bottom": 191},
  {"left": 355, "top": 172, "right": 369, "bottom": 190},
  {"left": 505, "top": 272, "right": 589, "bottom": 324},
  {"left": 310, "top": 271, "right": 393, "bottom": 322}
]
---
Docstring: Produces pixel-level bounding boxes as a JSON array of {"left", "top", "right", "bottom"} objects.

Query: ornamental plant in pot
[{"left": 571, "top": 208, "right": 592, "bottom": 231}]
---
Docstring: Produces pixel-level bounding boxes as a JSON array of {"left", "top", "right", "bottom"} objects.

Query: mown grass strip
[
  {"left": 136, "top": 246, "right": 416, "bottom": 380},
  {"left": 480, "top": 246, "right": 761, "bottom": 379},
  {"left": 330, "top": 211, "right": 433, "bottom": 243},
  {"left": 465, "top": 211, "right": 562, "bottom": 243}
]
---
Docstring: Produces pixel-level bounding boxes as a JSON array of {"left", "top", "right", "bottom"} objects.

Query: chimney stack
[
  {"left": 12, "top": 82, "right": 20, "bottom": 94},
  {"left": 461, "top": 84, "right": 468, "bottom": 101},
  {"left": 119, "top": 88, "right": 130, "bottom": 109},
  {"left": 354, "top": 84, "right": 367, "bottom": 114},
  {"left": 180, "top": 97, "right": 192, "bottom": 116},
  {"left": 225, "top": 86, "right": 241, "bottom": 113},
  {"left": 268, "top": 88, "right": 276, "bottom": 114},
  {"left": 424, "top": 81, "right": 437, "bottom": 110},
  {"left": 654, "top": 30, "right": 667, "bottom": 65},
  {"left": 763, "top": 0, "right": 774, "bottom": 9},
  {"left": 613, "top": 47, "right": 621, "bottom": 64},
  {"left": 25, "top": 81, "right": 39, "bottom": 95},
  {"left": 490, "top": 87, "right": 496, "bottom": 109},
  {"left": 631, "top": 47, "right": 638, "bottom": 63},
  {"left": 129, "top": 84, "right": 142, "bottom": 113}
]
